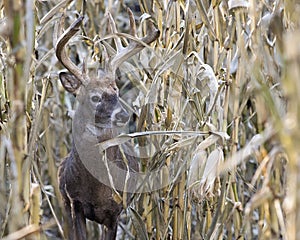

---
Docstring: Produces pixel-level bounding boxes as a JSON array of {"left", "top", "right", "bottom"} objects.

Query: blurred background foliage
[{"left": 0, "top": 0, "right": 300, "bottom": 239}]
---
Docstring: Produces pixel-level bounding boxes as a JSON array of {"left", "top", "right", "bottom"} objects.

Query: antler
[
  {"left": 56, "top": 10, "right": 159, "bottom": 83},
  {"left": 108, "top": 8, "right": 160, "bottom": 72},
  {"left": 56, "top": 16, "right": 88, "bottom": 85}
]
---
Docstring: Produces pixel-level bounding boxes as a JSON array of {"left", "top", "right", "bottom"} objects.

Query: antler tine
[
  {"left": 110, "top": 8, "right": 160, "bottom": 71},
  {"left": 108, "top": 12, "right": 124, "bottom": 52},
  {"left": 127, "top": 8, "right": 137, "bottom": 37},
  {"left": 56, "top": 16, "right": 87, "bottom": 84}
]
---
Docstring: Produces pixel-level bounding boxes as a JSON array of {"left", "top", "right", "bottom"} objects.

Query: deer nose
[{"left": 113, "top": 108, "right": 129, "bottom": 126}]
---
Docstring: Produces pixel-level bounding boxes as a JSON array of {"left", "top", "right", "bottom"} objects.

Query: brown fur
[{"left": 57, "top": 72, "right": 138, "bottom": 240}]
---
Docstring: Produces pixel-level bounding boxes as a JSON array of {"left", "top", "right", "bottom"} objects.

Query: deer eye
[{"left": 91, "top": 95, "right": 101, "bottom": 103}]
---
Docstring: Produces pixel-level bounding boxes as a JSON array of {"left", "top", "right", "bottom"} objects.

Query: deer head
[{"left": 56, "top": 9, "right": 159, "bottom": 136}]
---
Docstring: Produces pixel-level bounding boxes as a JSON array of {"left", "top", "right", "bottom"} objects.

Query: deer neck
[
  {"left": 72, "top": 104, "right": 119, "bottom": 143},
  {"left": 71, "top": 122, "right": 119, "bottom": 165},
  {"left": 86, "top": 123, "right": 118, "bottom": 142}
]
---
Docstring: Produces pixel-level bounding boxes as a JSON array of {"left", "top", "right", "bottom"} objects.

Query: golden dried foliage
[{"left": 0, "top": 0, "right": 299, "bottom": 239}]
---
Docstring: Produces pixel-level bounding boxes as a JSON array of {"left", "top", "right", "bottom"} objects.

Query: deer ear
[{"left": 59, "top": 72, "right": 82, "bottom": 94}]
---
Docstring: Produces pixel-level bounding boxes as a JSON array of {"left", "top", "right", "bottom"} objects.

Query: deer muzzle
[{"left": 111, "top": 105, "right": 129, "bottom": 127}]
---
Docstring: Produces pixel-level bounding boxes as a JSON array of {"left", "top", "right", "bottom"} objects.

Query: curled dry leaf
[
  {"left": 196, "top": 64, "right": 219, "bottom": 113},
  {"left": 188, "top": 134, "right": 225, "bottom": 201}
]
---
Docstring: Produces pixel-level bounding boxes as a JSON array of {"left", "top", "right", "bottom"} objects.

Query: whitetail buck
[{"left": 56, "top": 9, "right": 159, "bottom": 240}]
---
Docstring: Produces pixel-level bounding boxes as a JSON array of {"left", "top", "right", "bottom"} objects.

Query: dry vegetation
[{"left": 0, "top": 0, "right": 300, "bottom": 239}]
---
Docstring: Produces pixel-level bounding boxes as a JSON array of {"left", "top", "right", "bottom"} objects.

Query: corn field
[{"left": 0, "top": 0, "right": 300, "bottom": 239}]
